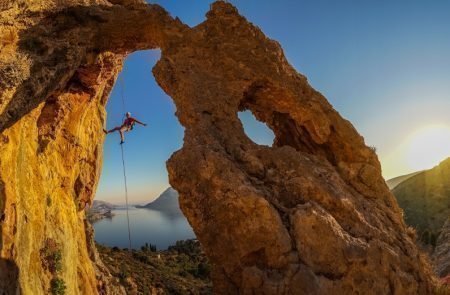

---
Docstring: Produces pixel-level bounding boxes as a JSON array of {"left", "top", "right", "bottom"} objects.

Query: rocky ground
[{"left": 97, "top": 240, "right": 212, "bottom": 295}]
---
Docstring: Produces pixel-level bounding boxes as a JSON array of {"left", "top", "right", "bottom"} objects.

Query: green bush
[
  {"left": 50, "top": 278, "right": 66, "bottom": 295},
  {"left": 41, "top": 239, "right": 63, "bottom": 274},
  {"left": 168, "top": 239, "right": 201, "bottom": 257},
  {"left": 54, "top": 250, "right": 62, "bottom": 273}
]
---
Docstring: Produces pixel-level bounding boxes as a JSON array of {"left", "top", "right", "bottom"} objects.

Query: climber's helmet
[{"left": 126, "top": 112, "right": 131, "bottom": 118}]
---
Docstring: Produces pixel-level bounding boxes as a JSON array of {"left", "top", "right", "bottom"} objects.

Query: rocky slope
[
  {"left": 393, "top": 158, "right": 450, "bottom": 246},
  {"left": 0, "top": 0, "right": 436, "bottom": 294},
  {"left": 98, "top": 240, "right": 211, "bottom": 294}
]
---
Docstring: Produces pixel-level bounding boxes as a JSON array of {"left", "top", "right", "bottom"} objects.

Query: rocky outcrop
[
  {"left": 160, "top": 3, "right": 435, "bottom": 294},
  {"left": 0, "top": 0, "right": 436, "bottom": 294}
]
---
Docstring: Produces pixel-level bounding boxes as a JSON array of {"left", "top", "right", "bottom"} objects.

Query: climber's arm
[{"left": 132, "top": 118, "right": 147, "bottom": 126}]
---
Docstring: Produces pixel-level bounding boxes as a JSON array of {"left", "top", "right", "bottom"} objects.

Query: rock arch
[{"left": 0, "top": 0, "right": 435, "bottom": 294}]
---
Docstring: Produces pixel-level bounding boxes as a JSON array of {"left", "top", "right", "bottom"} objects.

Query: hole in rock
[
  {"left": 238, "top": 110, "right": 275, "bottom": 146},
  {"left": 94, "top": 50, "right": 195, "bottom": 250}
]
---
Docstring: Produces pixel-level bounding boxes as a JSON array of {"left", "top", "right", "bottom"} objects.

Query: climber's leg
[
  {"left": 106, "top": 126, "right": 121, "bottom": 133},
  {"left": 119, "top": 125, "right": 130, "bottom": 144},
  {"left": 119, "top": 130, "right": 125, "bottom": 144}
]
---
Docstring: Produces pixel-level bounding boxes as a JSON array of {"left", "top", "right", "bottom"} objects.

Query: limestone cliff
[
  {"left": 0, "top": 0, "right": 436, "bottom": 294},
  {"left": 0, "top": 0, "right": 179, "bottom": 293}
]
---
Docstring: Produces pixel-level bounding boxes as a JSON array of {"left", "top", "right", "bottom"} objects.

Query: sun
[{"left": 405, "top": 125, "right": 450, "bottom": 171}]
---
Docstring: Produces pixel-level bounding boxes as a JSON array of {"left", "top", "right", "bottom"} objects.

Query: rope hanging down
[
  {"left": 119, "top": 73, "right": 132, "bottom": 252},
  {"left": 120, "top": 143, "right": 132, "bottom": 252},
  {"left": 120, "top": 74, "right": 127, "bottom": 116}
]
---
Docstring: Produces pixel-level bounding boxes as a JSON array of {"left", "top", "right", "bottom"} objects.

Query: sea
[{"left": 93, "top": 207, "right": 196, "bottom": 250}]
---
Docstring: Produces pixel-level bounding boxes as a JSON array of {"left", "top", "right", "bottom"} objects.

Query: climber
[{"left": 104, "top": 112, "right": 147, "bottom": 144}]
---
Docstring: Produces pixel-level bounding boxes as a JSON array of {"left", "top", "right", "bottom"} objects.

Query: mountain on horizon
[
  {"left": 392, "top": 157, "right": 450, "bottom": 245},
  {"left": 135, "top": 187, "right": 182, "bottom": 214},
  {"left": 386, "top": 171, "right": 423, "bottom": 190}
]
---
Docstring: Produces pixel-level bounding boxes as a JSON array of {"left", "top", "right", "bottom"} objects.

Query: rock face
[
  {"left": 0, "top": 0, "right": 435, "bottom": 294},
  {"left": 0, "top": 0, "right": 180, "bottom": 293}
]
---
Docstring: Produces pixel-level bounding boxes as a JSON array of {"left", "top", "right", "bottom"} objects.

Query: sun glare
[{"left": 405, "top": 125, "right": 450, "bottom": 171}]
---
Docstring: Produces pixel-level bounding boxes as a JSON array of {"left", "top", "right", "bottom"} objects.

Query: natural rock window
[
  {"left": 98, "top": 49, "right": 184, "bottom": 206},
  {"left": 238, "top": 110, "right": 274, "bottom": 146}
]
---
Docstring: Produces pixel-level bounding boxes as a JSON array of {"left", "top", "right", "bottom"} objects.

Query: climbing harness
[{"left": 119, "top": 73, "right": 133, "bottom": 253}]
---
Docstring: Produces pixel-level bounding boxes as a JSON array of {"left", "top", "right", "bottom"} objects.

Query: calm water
[{"left": 93, "top": 208, "right": 196, "bottom": 250}]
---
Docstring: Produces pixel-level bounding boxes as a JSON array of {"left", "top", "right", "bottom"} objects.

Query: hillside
[
  {"left": 136, "top": 188, "right": 182, "bottom": 214},
  {"left": 97, "top": 240, "right": 211, "bottom": 294},
  {"left": 393, "top": 158, "right": 450, "bottom": 245},
  {"left": 386, "top": 171, "right": 422, "bottom": 190}
]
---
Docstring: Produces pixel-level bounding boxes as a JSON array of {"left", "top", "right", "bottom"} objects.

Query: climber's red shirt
[{"left": 123, "top": 117, "right": 137, "bottom": 127}]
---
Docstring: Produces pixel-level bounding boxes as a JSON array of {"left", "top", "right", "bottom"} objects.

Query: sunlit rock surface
[
  {"left": 0, "top": 0, "right": 179, "bottom": 293},
  {"left": 0, "top": 0, "right": 435, "bottom": 294}
]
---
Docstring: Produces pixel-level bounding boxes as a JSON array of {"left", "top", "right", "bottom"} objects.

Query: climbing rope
[
  {"left": 120, "top": 143, "right": 132, "bottom": 252},
  {"left": 119, "top": 70, "right": 133, "bottom": 252},
  {"left": 120, "top": 74, "right": 127, "bottom": 117}
]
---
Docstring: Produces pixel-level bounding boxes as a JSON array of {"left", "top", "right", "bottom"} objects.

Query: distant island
[
  {"left": 135, "top": 187, "right": 183, "bottom": 215},
  {"left": 87, "top": 200, "right": 116, "bottom": 223}
]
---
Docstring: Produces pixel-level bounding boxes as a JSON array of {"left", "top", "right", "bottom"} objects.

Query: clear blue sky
[{"left": 96, "top": 0, "right": 450, "bottom": 204}]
